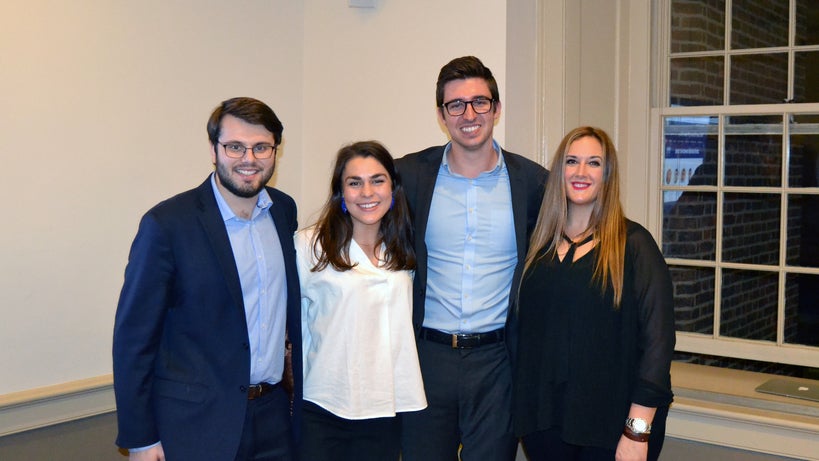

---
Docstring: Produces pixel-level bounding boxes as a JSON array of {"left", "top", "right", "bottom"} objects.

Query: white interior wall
[
  {"left": 0, "top": 0, "right": 509, "bottom": 396},
  {"left": 298, "top": 0, "right": 507, "bottom": 224},
  {"left": 0, "top": 0, "right": 306, "bottom": 395}
]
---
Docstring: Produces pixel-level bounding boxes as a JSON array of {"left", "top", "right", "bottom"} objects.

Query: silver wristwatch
[
  {"left": 625, "top": 417, "right": 651, "bottom": 434},
  {"left": 623, "top": 417, "right": 651, "bottom": 442}
]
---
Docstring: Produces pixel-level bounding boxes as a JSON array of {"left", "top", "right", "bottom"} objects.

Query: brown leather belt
[
  {"left": 247, "top": 382, "right": 279, "bottom": 400},
  {"left": 420, "top": 327, "right": 505, "bottom": 349}
]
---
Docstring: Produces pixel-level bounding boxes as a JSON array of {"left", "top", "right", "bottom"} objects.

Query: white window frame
[{"left": 650, "top": 0, "right": 819, "bottom": 369}]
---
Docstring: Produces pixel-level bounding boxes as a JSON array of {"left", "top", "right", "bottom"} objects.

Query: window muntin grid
[{"left": 661, "top": 0, "right": 819, "bottom": 370}]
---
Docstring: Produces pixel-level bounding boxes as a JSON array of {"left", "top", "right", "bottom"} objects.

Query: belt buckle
[
  {"left": 452, "top": 333, "right": 476, "bottom": 349},
  {"left": 247, "top": 384, "right": 263, "bottom": 399}
]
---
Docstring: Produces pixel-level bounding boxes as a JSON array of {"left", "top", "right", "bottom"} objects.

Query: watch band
[{"left": 623, "top": 425, "right": 650, "bottom": 442}]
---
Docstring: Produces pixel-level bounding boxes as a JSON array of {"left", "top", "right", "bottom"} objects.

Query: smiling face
[
  {"left": 341, "top": 155, "right": 393, "bottom": 236},
  {"left": 564, "top": 135, "right": 605, "bottom": 210},
  {"left": 211, "top": 114, "right": 277, "bottom": 200},
  {"left": 438, "top": 77, "right": 501, "bottom": 154}
]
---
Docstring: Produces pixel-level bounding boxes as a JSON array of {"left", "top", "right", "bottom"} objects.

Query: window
[{"left": 657, "top": 0, "right": 819, "bottom": 375}]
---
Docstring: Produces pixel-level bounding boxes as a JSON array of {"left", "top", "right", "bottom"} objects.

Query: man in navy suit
[
  {"left": 113, "top": 97, "right": 301, "bottom": 461},
  {"left": 397, "top": 56, "right": 548, "bottom": 461}
]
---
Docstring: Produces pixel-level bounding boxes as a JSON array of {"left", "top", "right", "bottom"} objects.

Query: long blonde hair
[{"left": 523, "top": 126, "right": 627, "bottom": 307}]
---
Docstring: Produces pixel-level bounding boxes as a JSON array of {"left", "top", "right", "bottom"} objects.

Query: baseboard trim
[{"left": 0, "top": 375, "right": 115, "bottom": 437}]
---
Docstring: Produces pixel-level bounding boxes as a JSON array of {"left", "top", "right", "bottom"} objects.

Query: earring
[
  {"left": 390, "top": 197, "right": 395, "bottom": 210},
  {"left": 341, "top": 199, "right": 348, "bottom": 214}
]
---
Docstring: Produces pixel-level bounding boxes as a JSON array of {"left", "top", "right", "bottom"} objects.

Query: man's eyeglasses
[
  {"left": 219, "top": 142, "right": 277, "bottom": 159},
  {"left": 441, "top": 97, "right": 495, "bottom": 116}
]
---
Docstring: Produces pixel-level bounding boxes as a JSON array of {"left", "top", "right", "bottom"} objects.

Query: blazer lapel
[
  {"left": 414, "top": 148, "right": 444, "bottom": 240},
  {"left": 504, "top": 151, "right": 530, "bottom": 261},
  {"left": 266, "top": 195, "right": 293, "bottom": 254},
  {"left": 195, "top": 179, "right": 245, "bottom": 313}
]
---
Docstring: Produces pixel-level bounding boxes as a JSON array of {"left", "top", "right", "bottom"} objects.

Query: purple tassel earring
[
  {"left": 341, "top": 199, "right": 348, "bottom": 214},
  {"left": 390, "top": 197, "right": 394, "bottom": 210}
]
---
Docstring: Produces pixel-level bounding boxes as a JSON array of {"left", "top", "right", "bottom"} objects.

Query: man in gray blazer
[
  {"left": 113, "top": 97, "right": 301, "bottom": 461},
  {"left": 397, "top": 56, "right": 548, "bottom": 461}
]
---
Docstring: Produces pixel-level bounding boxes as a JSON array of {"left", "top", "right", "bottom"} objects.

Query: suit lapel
[
  {"left": 414, "top": 148, "right": 444, "bottom": 240},
  {"left": 266, "top": 193, "right": 293, "bottom": 252},
  {"left": 195, "top": 179, "right": 245, "bottom": 314},
  {"left": 504, "top": 151, "right": 529, "bottom": 260}
]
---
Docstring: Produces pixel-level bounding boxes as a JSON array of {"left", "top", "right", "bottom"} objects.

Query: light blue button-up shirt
[
  {"left": 211, "top": 174, "right": 287, "bottom": 385},
  {"left": 423, "top": 141, "right": 516, "bottom": 334}
]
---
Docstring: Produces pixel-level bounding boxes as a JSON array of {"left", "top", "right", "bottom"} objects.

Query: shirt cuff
[{"left": 128, "top": 441, "right": 161, "bottom": 452}]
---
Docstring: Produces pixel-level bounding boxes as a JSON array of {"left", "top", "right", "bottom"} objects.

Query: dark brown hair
[
  {"left": 207, "top": 97, "right": 283, "bottom": 147},
  {"left": 435, "top": 56, "right": 500, "bottom": 108},
  {"left": 310, "top": 141, "right": 415, "bottom": 272}
]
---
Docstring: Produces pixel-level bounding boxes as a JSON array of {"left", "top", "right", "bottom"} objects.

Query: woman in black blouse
[{"left": 514, "top": 126, "right": 675, "bottom": 461}]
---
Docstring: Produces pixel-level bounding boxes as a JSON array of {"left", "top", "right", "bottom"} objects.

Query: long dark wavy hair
[{"left": 310, "top": 141, "right": 416, "bottom": 272}]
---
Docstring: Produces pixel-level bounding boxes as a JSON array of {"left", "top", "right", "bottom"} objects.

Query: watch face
[{"left": 631, "top": 418, "right": 648, "bottom": 432}]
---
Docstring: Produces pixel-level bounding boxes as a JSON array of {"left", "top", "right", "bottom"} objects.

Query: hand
[
  {"left": 615, "top": 434, "right": 648, "bottom": 461},
  {"left": 129, "top": 443, "right": 165, "bottom": 461}
]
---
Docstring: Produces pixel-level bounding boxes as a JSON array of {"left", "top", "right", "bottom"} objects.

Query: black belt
[
  {"left": 247, "top": 382, "right": 279, "bottom": 400},
  {"left": 420, "top": 327, "right": 504, "bottom": 349}
]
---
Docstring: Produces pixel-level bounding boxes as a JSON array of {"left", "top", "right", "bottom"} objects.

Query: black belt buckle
[{"left": 452, "top": 333, "right": 479, "bottom": 349}]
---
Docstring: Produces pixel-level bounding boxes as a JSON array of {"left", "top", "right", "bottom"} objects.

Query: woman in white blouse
[{"left": 295, "top": 141, "right": 426, "bottom": 461}]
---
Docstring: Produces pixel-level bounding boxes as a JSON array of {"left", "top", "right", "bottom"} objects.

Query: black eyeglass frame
[{"left": 440, "top": 97, "right": 496, "bottom": 116}]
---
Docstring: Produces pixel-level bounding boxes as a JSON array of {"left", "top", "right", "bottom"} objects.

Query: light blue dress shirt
[
  {"left": 423, "top": 141, "right": 516, "bottom": 334},
  {"left": 211, "top": 174, "right": 287, "bottom": 385}
]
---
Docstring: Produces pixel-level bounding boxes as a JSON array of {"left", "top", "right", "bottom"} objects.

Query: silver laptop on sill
[{"left": 755, "top": 378, "right": 819, "bottom": 403}]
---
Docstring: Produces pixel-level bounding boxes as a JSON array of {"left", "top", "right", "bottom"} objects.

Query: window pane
[
  {"left": 730, "top": 53, "right": 788, "bottom": 105},
  {"left": 731, "top": 0, "right": 788, "bottom": 49},
  {"left": 663, "top": 192, "right": 717, "bottom": 261},
  {"left": 720, "top": 269, "right": 778, "bottom": 341},
  {"left": 785, "top": 273, "right": 819, "bottom": 347},
  {"left": 671, "top": 265, "right": 715, "bottom": 334},
  {"left": 724, "top": 115, "right": 782, "bottom": 187},
  {"left": 671, "top": 0, "right": 725, "bottom": 53},
  {"left": 789, "top": 114, "right": 819, "bottom": 187},
  {"left": 722, "top": 193, "right": 780, "bottom": 265},
  {"left": 786, "top": 195, "right": 819, "bottom": 269},
  {"left": 794, "top": 51, "right": 819, "bottom": 103},
  {"left": 796, "top": 0, "right": 819, "bottom": 46},
  {"left": 670, "top": 57, "right": 724, "bottom": 106},
  {"left": 663, "top": 115, "right": 718, "bottom": 186}
]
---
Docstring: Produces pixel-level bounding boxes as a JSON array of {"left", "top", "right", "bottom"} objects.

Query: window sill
[{"left": 669, "top": 362, "right": 819, "bottom": 460}]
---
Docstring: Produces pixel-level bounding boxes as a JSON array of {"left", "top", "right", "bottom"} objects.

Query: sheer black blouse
[{"left": 513, "top": 220, "right": 675, "bottom": 450}]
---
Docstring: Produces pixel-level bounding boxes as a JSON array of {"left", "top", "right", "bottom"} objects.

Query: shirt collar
[
  {"left": 441, "top": 139, "right": 505, "bottom": 175},
  {"left": 210, "top": 173, "right": 272, "bottom": 222}
]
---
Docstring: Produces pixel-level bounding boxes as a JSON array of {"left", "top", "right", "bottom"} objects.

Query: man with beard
[{"left": 113, "top": 97, "right": 301, "bottom": 461}]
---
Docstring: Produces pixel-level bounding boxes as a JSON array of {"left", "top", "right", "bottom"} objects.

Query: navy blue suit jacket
[
  {"left": 395, "top": 146, "right": 548, "bottom": 360},
  {"left": 113, "top": 177, "right": 302, "bottom": 460}
]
